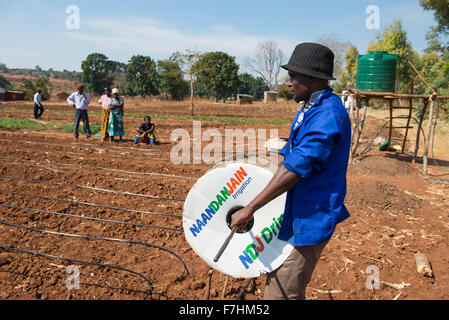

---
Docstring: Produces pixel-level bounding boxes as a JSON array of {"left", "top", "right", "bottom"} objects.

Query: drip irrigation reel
[{"left": 182, "top": 154, "right": 293, "bottom": 287}]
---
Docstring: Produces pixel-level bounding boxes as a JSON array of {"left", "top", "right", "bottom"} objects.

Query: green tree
[
  {"left": 425, "top": 26, "right": 448, "bottom": 54},
  {"left": 0, "top": 63, "right": 8, "bottom": 73},
  {"left": 238, "top": 73, "right": 269, "bottom": 99},
  {"left": 368, "top": 20, "right": 415, "bottom": 93},
  {"left": 20, "top": 76, "right": 52, "bottom": 101},
  {"left": 125, "top": 55, "right": 160, "bottom": 98},
  {"left": 277, "top": 83, "right": 293, "bottom": 100},
  {"left": 158, "top": 59, "right": 189, "bottom": 101},
  {"left": 0, "top": 75, "right": 14, "bottom": 90},
  {"left": 81, "top": 53, "right": 115, "bottom": 95},
  {"left": 34, "top": 65, "right": 42, "bottom": 74},
  {"left": 339, "top": 46, "right": 359, "bottom": 89},
  {"left": 194, "top": 51, "right": 240, "bottom": 101},
  {"left": 420, "top": 0, "right": 449, "bottom": 35}
]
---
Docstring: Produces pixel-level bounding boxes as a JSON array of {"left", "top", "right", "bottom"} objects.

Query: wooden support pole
[
  {"left": 423, "top": 96, "right": 436, "bottom": 174},
  {"left": 359, "top": 98, "right": 369, "bottom": 133},
  {"left": 402, "top": 77, "right": 414, "bottom": 153},
  {"left": 348, "top": 88, "right": 449, "bottom": 100},
  {"left": 388, "top": 99, "right": 393, "bottom": 148},
  {"left": 407, "top": 60, "right": 437, "bottom": 95},
  {"left": 352, "top": 98, "right": 368, "bottom": 157},
  {"left": 350, "top": 94, "right": 361, "bottom": 159},
  {"left": 413, "top": 99, "right": 429, "bottom": 164}
]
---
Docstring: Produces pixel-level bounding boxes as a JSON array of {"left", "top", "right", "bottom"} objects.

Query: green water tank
[{"left": 356, "top": 51, "right": 399, "bottom": 92}]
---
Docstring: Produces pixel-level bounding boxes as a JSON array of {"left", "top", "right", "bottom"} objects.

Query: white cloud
[{"left": 62, "top": 17, "right": 297, "bottom": 60}]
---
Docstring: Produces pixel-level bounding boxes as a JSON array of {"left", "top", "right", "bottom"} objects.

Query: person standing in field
[
  {"left": 33, "top": 89, "right": 44, "bottom": 120},
  {"left": 231, "top": 43, "right": 351, "bottom": 300},
  {"left": 108, "top": 88, "right": 124, "bottom": 143},
  {"left": 67, "top": 83, "right": 92, "bottom": 140},
  {"left": 98, "top": 87, "right": 112, "bottom": 141}
]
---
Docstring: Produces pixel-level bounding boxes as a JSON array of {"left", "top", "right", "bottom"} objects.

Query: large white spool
[{"left": 183, "top": 156, "right": 293, "bottom": 278}]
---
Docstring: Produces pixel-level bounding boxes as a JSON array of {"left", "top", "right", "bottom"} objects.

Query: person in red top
[{"left": 98, "top": 88, "right": 112, "bottom": 141}]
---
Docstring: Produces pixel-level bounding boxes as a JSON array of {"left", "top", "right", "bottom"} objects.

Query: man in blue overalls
[{"left": 231, "top": 43, "right": 351, "bottom": 300}]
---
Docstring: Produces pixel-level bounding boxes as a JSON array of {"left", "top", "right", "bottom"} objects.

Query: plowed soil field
[{"left": 0, "top": 100, "right": 448, "bottom": 300}]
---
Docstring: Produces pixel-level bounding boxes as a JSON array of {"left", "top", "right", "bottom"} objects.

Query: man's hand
[
  {"left": 230, "top": 206, "right": 255, "bottom": 232},
  {"left": 230, "top": 163, "right": 300, "bottom": 233},
  {"left": 72, "top": 104, "right": 76, "bottom": 108}
]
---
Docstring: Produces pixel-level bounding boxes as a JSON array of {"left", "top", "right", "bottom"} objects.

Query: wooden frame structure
[{"left": 347, "top": 88, "right": 449, "bottom": 174}]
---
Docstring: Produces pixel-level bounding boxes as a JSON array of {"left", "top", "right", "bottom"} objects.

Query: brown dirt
[{"left": 0, "top": 100, "right": 448, "bottom": 300}]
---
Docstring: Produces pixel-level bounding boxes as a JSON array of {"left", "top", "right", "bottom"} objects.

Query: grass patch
[
  {"left": 63, "top": 123, "right": 101, "bottom": 135},
  {"left": 0, "top": 107, "right": 290, "bottom": 125},
  {"left": 129, "top": 113, "right": 290, "bottom": 125},
  {"left": 0, "top": 116, "right": 100, "bottom": 135},
  {"left": 0, "top": 117, "right": 59, "bottom": 130}
]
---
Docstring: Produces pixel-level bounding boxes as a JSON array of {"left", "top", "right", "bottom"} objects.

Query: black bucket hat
[{"left": 282, "top": 42, "right": 336, "bottom": 80}]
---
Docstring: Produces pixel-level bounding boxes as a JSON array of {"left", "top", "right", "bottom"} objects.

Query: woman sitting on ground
[{"left": 134, "top": 115, "right": 156, "bottom": 145}]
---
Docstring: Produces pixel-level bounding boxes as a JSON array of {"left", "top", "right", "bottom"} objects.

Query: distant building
[
  {"left": 5, "top": 90, "right": 25, "bottom": 101},
  {"left": 264, "top": 91, "right": 277, "bottom": 103},
  {"left": 56, "top": 92, "right": 70, "bottom": 101},
  {"left": 236, "top": 94, "right": 253, "bottom": 105}
]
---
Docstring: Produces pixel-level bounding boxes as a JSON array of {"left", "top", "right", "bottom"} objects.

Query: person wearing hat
[
  {"left": 231, "top": 43, "right": 351, "bottom": 300},
  {"left": 67, "top": 83, "right": 92, "bottom": 140},
  {"left": 107, "top": 88, "right": 124, "bottom": 142},
  {"left": 98, "top": 87, "right": 112, "bottom": 141}
]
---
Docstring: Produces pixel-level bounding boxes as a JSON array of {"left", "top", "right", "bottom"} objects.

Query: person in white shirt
[
  {"left": 33, "top": 89, "right": 44, "bottom": 119},
  {"left": 67, "top": 83, "right": 92, "bottom": 139}
]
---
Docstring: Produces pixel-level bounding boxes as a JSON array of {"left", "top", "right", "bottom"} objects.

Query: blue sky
[{"left": 0, "top": 0, "right": 438, "bottom": 73}]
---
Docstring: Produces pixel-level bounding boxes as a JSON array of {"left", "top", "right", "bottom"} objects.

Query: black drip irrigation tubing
[
  {"left": 0, "top": 244, "right": 154, "bottom": 299},
  {"left": 0, "top": 174, "right": 185, "bottom": 202},
  {"left": 5, "top": 145, "right": 170, "bottom": 162},
  {"left": 0, "top": 203, "right": 183, "bottom": 232},
  {"left": 0, "top": 219, "right": 189, "bottom": 279},
  {"left": 2, "top": 160, "right": 195, "bottom": 185},
  {"left": 0, "top": 136, "right": 261, "bottom": 156},
  {"left": 13, "top": 139, "right": 163, "bottom": 155},
  {"left": 0, "top": 156, "right": 199, "bottom": 180},
  {"left": 0, "top": 135, "right": 166, "bottom": 152},
  {"left": 0, "top": 190, "right": 182, "bottom": 218}
]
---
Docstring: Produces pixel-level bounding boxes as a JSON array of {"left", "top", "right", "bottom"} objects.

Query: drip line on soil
[
  {"left": 0, "top": 156, "right": 199, "bottom": 180},
  {"left": 0, "top": 219, "right": 189, "bottom": 278},
  {"left": 3, "top": 161, "right": 195, "bottom": 188},
  {"left": 8, "top": 145, "right": 169, "bottom": 162},
  {"left": 0, "top": 244, "right": 154, "bottom": 298},
  {"left": 0, "top": 190, "right": 182, "bottom": 218},
  {"left": 0, "top": 174, "right": 185, "bottom": 202},
  {"left": 0, "top": 137, "right": 263, "bottom": 159},
  {"left": 0, "top": 203, "right": 183, "bottom": 232},
  {"left": 15, "top": 139, "right": 163, "bottom": 155}
]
